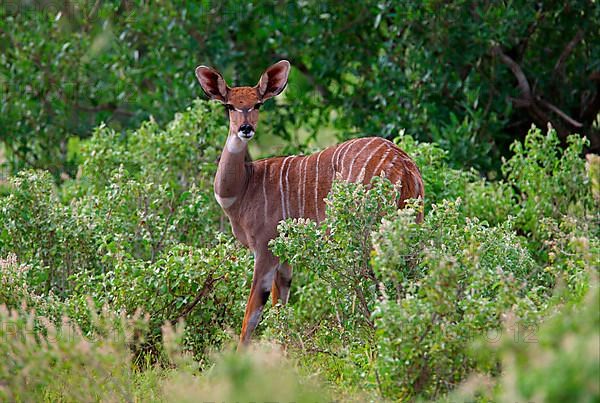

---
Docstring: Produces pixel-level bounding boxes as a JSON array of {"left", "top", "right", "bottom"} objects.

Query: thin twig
[
  {"left": 536, "top": 97, "right": 583, "bottom": 128},
  {"left": 493, "top": 45, "right": 573, "bottom": 138},
  {"left": 492, "top": 45, "right": 532, "bottom": 102},
  {"left": 174, "top": 274, "right": 224, "bottom": 322},
  {"left": 553, "top": 29, "right": 584, "bottom": 79}
]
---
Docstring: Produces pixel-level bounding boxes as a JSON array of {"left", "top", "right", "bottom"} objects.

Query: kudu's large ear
[
  {"left": 195, "top": 66, "right": 229, "bottom": 103},
  {"left": 257, "top": 60, "right": 290, "bottom": 101}
]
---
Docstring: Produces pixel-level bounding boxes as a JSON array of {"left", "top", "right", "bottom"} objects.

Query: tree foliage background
[{"left": 1, "top": 0, "right": 598, "bottom": 177}]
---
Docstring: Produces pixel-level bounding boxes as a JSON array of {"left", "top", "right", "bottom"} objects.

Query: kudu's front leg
[{"left": 238, "top": 247, "right": 278, "bottom": 349}]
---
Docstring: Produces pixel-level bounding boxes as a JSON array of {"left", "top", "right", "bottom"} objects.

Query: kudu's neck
[{"left": 214, "top": 128, "right": 252, "bottom": 206}]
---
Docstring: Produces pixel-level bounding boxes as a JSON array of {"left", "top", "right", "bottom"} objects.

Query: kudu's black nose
[{"left": 240, "top": 124, "right": 254, "bottom": 135}]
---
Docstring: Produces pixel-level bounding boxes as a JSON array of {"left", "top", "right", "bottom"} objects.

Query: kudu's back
[{"left": 249, "top": 137, "right": 424, "bottom": 226}]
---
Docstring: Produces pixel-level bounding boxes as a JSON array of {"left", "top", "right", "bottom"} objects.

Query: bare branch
[
  {"left": 493, "top": 45, "right": 579, "bottom": 138},
  {"left": 553, "top": 29, "right": 584, "bottom": 79},
  {"left": 492, "top": 45, "right": 532, "bottom": 102},
  {"left": 536, "top": 97, "right": 583, "bottom": 128},
  {"left": 174, "top": 273, "right": 224, "bottom": 322},
  {"left": 515, "top": 14, "right": 545, "bottom": 61}
]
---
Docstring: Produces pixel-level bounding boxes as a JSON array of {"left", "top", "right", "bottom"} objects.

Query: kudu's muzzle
[{"left": 238, "top": 123, "right": 255, "bottom": 140}]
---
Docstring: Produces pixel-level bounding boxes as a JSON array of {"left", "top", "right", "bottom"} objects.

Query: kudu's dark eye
[
  {"left": 254, "top": 103, "right": 263, "bottom": 110},
  {"left": 225, "top": 104, "right": 235, "bottom": 111}
]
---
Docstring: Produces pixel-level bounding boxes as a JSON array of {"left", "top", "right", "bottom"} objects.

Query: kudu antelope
[{"left": 194, "top": 60, "right": 424, "bottom": 348}]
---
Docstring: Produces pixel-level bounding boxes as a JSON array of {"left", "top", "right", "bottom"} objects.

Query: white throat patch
[
  {"left": 214, "top": 192, "right": 237, "bottom": 209},
  {"left": 226, "top": 135, "right": 247, "bottom": 154}
]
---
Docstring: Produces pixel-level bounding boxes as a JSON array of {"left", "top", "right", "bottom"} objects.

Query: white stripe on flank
[
  {"left": 314, "top": 151, "right": 322, "bottom": 221},
  {"left": 279, "top": 156, "right": 293, "bottom": 220},
  {"left": 303, "top": 156, "right": 309, "bottom": 217},
  {"left": 262, "top": 163, "right": 269, "bottom": 223},
  {"left": 285, "top": 157, "right": 293, "bottom": 218},
  {"left": 335, "top": 139, "right": 357, "bottom": 173},
  {"left": 331, "top": 142, "right": 344, "bottom": 171},
  {"left": 384, "top": 154, "right": 399, "bottom": 181},
  {"left": 354, "top": 141, "right": 387, "bottom": 183},
  {"left": 372, "top": 147, "right": 393, "bottom": 178},
  {"left": 298, "top": 156, "right": 308, "bottom": 217},
  {"left": 332, "top": 141, "right": 348, "bottom": 172},
  {"left": 339, "top": 138, "right": 363, "bottom": 178},
  {"left": 347, "top": 138, "right": 378, "bottom": 181}
]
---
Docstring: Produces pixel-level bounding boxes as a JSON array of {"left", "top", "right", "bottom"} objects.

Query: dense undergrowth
[{"left": 0, "top": 101, "right": 598, "bottom": 401}]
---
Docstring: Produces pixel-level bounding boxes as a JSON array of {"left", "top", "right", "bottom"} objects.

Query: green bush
[
  {"left": 75, "top": 99, "right": 223, "bottom": 196},
  {"left": 494, "top": 283, "right": 599, "bottom": 403},
  {"left": 270, "top": 176, "right": 405, "bottom": 330},
  {"left": 268, "top": 187, "right": 545, "bottom": 399},
  {"left": 372, "top": 200, "right": 541, "bottom": 399},
  {"left": 70, "top": 240, "right": 252, "bottom": 361},
  {"left": 267, "top": 126, "right": 597, "bottom": 400},
  {"left": 0, "top": 254, "right": 65, "bottom": 322},
  {"left": 0, "top": 101, "right": 250, "bottom": 361},
  {"left": 450, "top": 279, "right": 599, "bottom": 403},
  {"left": 396, "top": 125, "right": 595, "bottom": 237},
  {"left": 394, "top": 132, "right": 514, "bottom": 226},
  {"left": 267, "top": 175, "right": 415, "bottom": 393},
  {"left": 0, "top": 101, "right": 226, "bottom": 292},
  {"left": 503, "top": 128, "right": 595, "bottom": 246},
  {"left": 0, "top": 171, "right": 100, "bottom": 295}
]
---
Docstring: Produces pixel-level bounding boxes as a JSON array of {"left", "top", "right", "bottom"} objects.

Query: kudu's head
[{"left": 195, "top": 60, "right": 290, "bottom": 142}]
